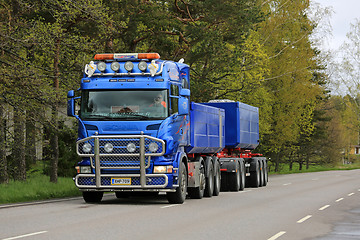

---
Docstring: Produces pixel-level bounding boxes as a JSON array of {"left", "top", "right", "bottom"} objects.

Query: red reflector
[
  {"left": 138, "top": 53, "right": 160, "bottom": 59},
  {"left": 220, "top": 169, "right": 227, "bottom": 172},
  {"left": 94, "top": 54, "right": 114, "bottom": 60}
]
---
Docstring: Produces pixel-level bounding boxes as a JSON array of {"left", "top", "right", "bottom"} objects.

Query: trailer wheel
[
  {"left": 228, "top": 162, "right": 240, "bottom": 192},
  {"left": 82, "top": 192, "right": 103, "bottom": 203},
  {"left": 204, "top": 161, "right": 214, "bottom": 197},
  {"left": 259, "top": 161, "right": 264, "bottom": 187},
  {"left": 166, "top": 162, "right": 187, "bottom": 204},
  {"left": 213, "top": 160, "right": 221, "bottom": 196},
  {"left": 188, "top": 160, "right": 205, "bottom": 199},
  {"left": 249, "top": 160, "right": 260, "bottom": 188},
  {"left": 263, "top": 160, "right": 268, "bottom": 186},
  {"left": 239, "top": 160, "right": 245, "bottom": 191}
]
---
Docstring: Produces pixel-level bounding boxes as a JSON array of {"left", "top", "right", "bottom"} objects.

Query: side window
[
  {"left": 170, "top": 84, "right": 179, "bottom": 114},
  {"left": 181, "top": 78, "right": 189, "bottom": 89}
]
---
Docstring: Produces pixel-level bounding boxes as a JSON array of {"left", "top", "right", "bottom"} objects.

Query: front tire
[
  {"left": 83, "top": 192, "right": 103, "bottom": 203},
  {"left": 166, "top": 162, "right": 187, "bottom": 204}
]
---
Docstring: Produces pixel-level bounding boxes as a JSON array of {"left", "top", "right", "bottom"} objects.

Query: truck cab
[{"left": 67, "top": 53, "right": 191, "bottom": 203}]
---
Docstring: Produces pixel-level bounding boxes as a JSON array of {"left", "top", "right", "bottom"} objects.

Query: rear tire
[
  {"left": 263, "top": 160, "right": 268, "bottom": 186},
  {"left": 249, "top": 160, "right": 260, "bottom": 188},
  {"left": 228, "top": 162, "right": 240, "bottom": 192},
  {"left": 166, "top": 162, "right": 187, "bottom": 204},
  {"left": 239, "top": 160, "right": 245, "bottom": 191},
  {"left": 83, "top": 192, "right": 103, "bottom": 203},
  {"left": 204, "top": 161, "right": 214, "bottom": 197},
  {"left": 213, "top": 160, "right": 221, "bottom": 196}
]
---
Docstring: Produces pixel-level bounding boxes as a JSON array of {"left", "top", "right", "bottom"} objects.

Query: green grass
[
  {"left": 269, "top": 162, "right": 360, "bottom": 175},
  {"left": 0, "top": 175, "right": 81, "bottom": 204}
]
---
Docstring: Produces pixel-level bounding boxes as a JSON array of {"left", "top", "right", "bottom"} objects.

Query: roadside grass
[
  {"left": 269, "top": 162, "right": 360, "bottom": 175},
  {"left": 0, "top": 175, "right": 81, "bottom": 204}
]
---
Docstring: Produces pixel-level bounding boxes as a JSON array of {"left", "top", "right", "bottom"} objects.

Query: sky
[{"left": 313, "top": 0, "right": 360, "bottom": 51}]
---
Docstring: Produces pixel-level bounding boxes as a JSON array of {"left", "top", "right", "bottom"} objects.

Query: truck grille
[{"left": 76, "top": 134, "right": 165, "bottom": 170}]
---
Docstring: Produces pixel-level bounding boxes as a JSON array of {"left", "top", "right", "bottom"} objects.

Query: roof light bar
[{"left": 93, "top": 53, "right": 160, "bottom": 61}]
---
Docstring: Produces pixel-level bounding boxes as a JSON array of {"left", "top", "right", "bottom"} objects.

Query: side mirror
[
  {"left": 67, "top": 90, "right": 75, "bottom": 98},
  {"left": 180, "top": 89, "right": 190, "bottom": 97},
  {"left": 67, "top": 90, "right": 75, "bottom": 117},
  {"left": 178, "top": 97, "right": 189, "bottom": 116}
]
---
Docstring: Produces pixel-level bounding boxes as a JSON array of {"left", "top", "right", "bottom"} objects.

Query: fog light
[
  {"left": 138, "top": 61, "right": 147, "bottom": 72},
  {"left": 82, "top": 143, "right": 92, "bottom": 153},
  {"left": 104, "top": 143, "right": 114, "bottom": 153},
  {"left": 124, "top": 61, "right": 134, "bottom": 72},
  {"left": 110, "top": 61, "right": 120, "bottom": 72},
  {"left": 97, "top": 61, "right": 106, "bottom": 72},
  {"left": 127, "top": 143, "right": 136, "bottom": 153},
  {"left": 148, "top": 142, "right": 159, "bottom": 152}
]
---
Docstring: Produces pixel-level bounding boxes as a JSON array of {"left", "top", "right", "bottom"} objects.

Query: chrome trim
[{"left": 75, "top": 174, "right": 168, "bottom": 189}]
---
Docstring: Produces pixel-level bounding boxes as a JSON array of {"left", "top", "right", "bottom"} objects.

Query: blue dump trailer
[{"left": 67, "top": 53, "right": 268, "bottom": 204}]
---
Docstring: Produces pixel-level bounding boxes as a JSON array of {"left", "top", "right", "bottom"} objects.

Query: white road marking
[
  {"left": 161, "top": 204, "right": 180, "bottom": 209},
  {"left": 2, "top": 231, "right": 48, "bottom": 240},
  {"left": 348, "top": 193, "right": 355, "bottom": 196},
  {"left": 335, "top": 198, "right": 344, "bottom": 202},
  {"left": 268, "top": 231, "right": 286, "bottom": 240},
  {"left": 283, "top": 183, "right": 292, "bottom": 186},
  {"left": 297, "top": 215, "right": 312, "bottom": 223},
  {"left": 319, "top": 205, "right": 330, "bottom": 211}
]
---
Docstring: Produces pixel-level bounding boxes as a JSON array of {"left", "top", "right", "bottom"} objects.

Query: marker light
[
  {"left": 124, "top": 61, "right": 134, "bottom": 72},
  {"left": 94, "top": 54, "right": 114, "bottom": 60},
  {"left": 138, "top": 61, "right": 147, "bottom": 72},
  {"left": 104, "top": 143, "right": 114, "bottom": 153},
  {"left": 111, "top": 62, "right": 120, "bottom": 72},
  {"left": 138, "top": 53, "right": 160, "bottom": 59},
  {"left": 127, "top": 143, "right": 136, "bottom": 153},
  {"left": 148, "top": 142, "right": 159, "bottom": 153},
  {"left": 97, "top": 62, "right": 107, "bottom": 72},
  {"left": 94, "top": 53, "right": 160, "bottom": 61}
]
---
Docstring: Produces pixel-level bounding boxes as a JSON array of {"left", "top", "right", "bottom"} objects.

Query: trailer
[{"left": 67, "top": 53, "right": 268, "bottom": 204}]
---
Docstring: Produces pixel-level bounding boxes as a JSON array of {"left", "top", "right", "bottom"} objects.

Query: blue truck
[{"left": 67, "top": 53, "right": 268, "bottom": 204}]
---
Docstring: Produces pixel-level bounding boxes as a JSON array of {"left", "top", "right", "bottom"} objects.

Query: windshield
[{"left": 80, "top": 90, "right": 169, "bottom": 120}]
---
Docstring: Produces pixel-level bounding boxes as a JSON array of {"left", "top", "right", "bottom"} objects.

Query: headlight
[
  {"left": 148, "top": 142, "right": 159, "bottom": 152},
  {"left": 97, "top": 61, "right": 106, "bottom": 72},
  {"left": 104, "top": 143, "right": 114, "bottom": 153},
  {"left": 127, "top": 143, "right": 136, "bottom": 153},
  {"left": 82, "top": 143, "right": 92, "bottom": 153},
  {"left": 80, "top": 166, "right": 92, "bottom": 174},
  {"left": 124, "top": 61, "right": 134, "bottom": 72},
  {"left": 138, "top": 61, "right": 147, "bottom": 72},
  {"left": 154, "top": 166, "right": 173, "bottom": 174},
  {"left": 110, "top": 61, "right": 120, "bottom": 71}
]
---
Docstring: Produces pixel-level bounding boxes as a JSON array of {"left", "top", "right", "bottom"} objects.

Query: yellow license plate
[{"left": 111, "top": 178, "right": 131, "bottom": 185}]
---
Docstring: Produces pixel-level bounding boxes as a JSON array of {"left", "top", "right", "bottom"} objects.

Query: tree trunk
[
  {"left": 13, "top": 107, "right": 26, "bottom": 181},
  {"left": 50, "top": 37, "right": 60, "bottom": 183},
  {"left": 26, "top": 112, "right": 37, "bottom": 165},
  {"left": 0, "top": 104, "right": 9, "bottom": 184}
]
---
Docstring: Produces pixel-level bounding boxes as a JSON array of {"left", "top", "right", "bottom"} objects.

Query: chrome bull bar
[{"left": 76, "top": 133, "right": 165, "bottom": 188}]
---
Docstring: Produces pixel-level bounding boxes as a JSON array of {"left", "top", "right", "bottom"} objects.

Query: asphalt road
[{"left": 1, "top": 169, "right": 360, "bottom": 240}]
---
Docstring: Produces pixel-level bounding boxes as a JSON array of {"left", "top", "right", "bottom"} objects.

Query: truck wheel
[
  {"left": 204, "top": 161, "right": 214, "bottom": 197},
  {"left": 228, "top": 162, "right": 240, "bottom": 192},
  {"left": 239, "top": 160, "right": 245, "bottom": 191},
  {"left": 166, "top": 162, "right": 187, "bottom": 204},
  {"left": 188, "top": 160, "right": 205, "bottom": 199},
  {"left": 213, "top": 161, "right": 221, "bottom": 196},
  {"left": 259, "top": 161, "right": 264, "bottom": 187},
  {"left": 263, "top": 160, "right": 268, "bottom": 186},
  {"left": 83, "top": 192, "right": 103, "bottom": 203},
  {"left": 115, "top": 192, "right": 131, "bottom": 198},
  {"left": 249, "top": 160, "right": 260, "bottom": 188}
]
